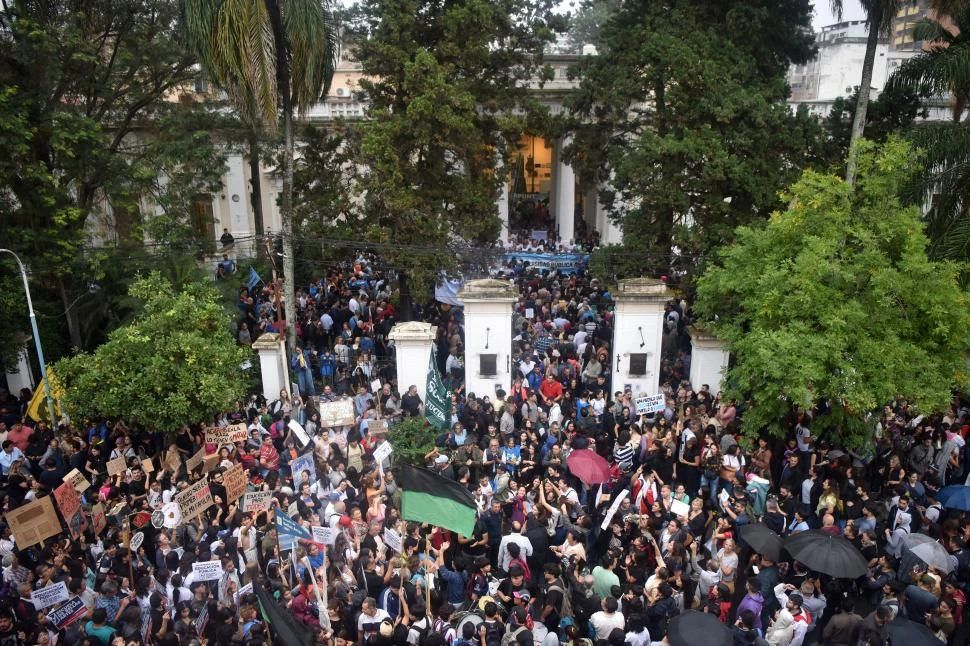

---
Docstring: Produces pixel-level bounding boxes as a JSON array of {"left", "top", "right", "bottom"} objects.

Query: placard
[
  {"left": 243, "top": 491, "right": 273, "bottom": 514},
  {"left": 371, "top": 378, "right": 382, "bottom": 393},
  {"left": 288, "top": 419, "right": 311, "bottom": 448},
  {"left": 635, "top": 394, "right": 666, "bottom": 415},
  {"left": 525, "top": 308, "right": 535, "bottom": 319},
  {"left": 206, "top": 424, "right": 249, "bottom": 445},
  {"left": 174, "top": 478, "right": 214, "bottom": 521},
  {"left": 47, "top": 596, "right": 86, "bottom": 630},
  {"left": 368, "top": 420, "right": 388, "bottom": 437},
  {"left": 291, "top": 452, "right": 316, "bottom": 490},
  {"left": 141, "top": 457, "right": 154, "bottom": 474},
  {"left": 372, "top": 441, "right": 393, "bottom": 465},
  {"left": 63, "top": 469, "right": 90, "bottom": 492},
  {"left": 106, "top": 456, "right": 128, "bottom": 477},
  {"left": 670, "top": 498, "right": 690, "bottom": 518},
  {"left": 186, "top": 448, "right": 206, "bottom": 472},
  {"left": 192, "top": 560, "right": 224, "bottom": 581},
  {"left": 201, "top": 453, "right": 221, "bottom": 474},
  {"left": 53, "top": 482, "right": 86, "bottom": 540},
  {"left": 288, "top": 501, "right": 299, "bottom": 517},
  {"left": 165, "top": 447, "right": 181, "bottom": 472},
  {"left": 223, "top": 464, "right": 248, "bottom": 503},
  {"left": 235, "top": 582, "right": 254, "bottom": 601},
  {"left": 383, "top": 528, "right": 402, "bottom": 553},
  {"left": 7, "top": 496, "right": 62, "bottom": 549},
  {"left": 31, "top": 582, "right": 69, "bottom": 610},
  {"left": 312, "top": 526, "right": 336, "bottom": 545},
  {"left": 318, "top": 399, "right": 356, "bottom": 427},
  {"left": 600, "top": 488, "right": 630, "bottom": 530},
  {"left": 129, "top": 532, "right": 144, "bottom": 551},
  {"left": 91, "top": 503, "right": 107, "bottom": 536},
  {"left": 276, "top": 512, "right": 311, "bottom": 551}
]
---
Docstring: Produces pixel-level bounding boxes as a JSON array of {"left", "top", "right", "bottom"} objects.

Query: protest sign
[
  {"left": 287, "top": 501, "right": 299, "bottom": 517},
  {"left": 223, "top": 464, "right": 248, "bottom": 503},
  {"left": 47, "top": 596, "right": 86, "bottom": 630},
  {"left": 312, "top": 526, "right": 336, "bottom": 545},
  {"left": 164, "top": 447, "right": 181, "bottom": 472},
  {"left": 635, "top": 394, "right": 666, "bottom": 415},
  {"left": 291, "top": 452, "right": 316, "bottom": 490},
  {"left": 670, "top": 498, "right": 690, "bottom": 518},
  {"left": 53, "top": 482, "right": 86, "bottom": 540},
  {"left": 91, "top": 503, "right": 107, "bottom": 536},
  {"left": 235, "top": 582, "right": 254, "bottom": 602},
  {"left": 368, "top": 420, "right": 388, "bottom": 437},
  {"left": 205, "top": 426, "right": 233, "bottom": 445},
  {"left": 63, "top": 469, "right": 90, "bottom": 492},
  {"left": 106, "top": 456, "right": 128, "bottom": 476},
  {"left": 174, "top": 478, "right": 213, "bottom": 521},
  {"left": 600, "top": 489, "right": 630, "bottom": 530},
  {"left": 129, "top": 532, "right": 145, "bottom": 551},
  {"left": 372, "top": 441, "right": 393, "bottom": 465},
  {"left": 288, "top": 419, "right": 311, "bottom": 448},
  {"left": 192, "top": 559, "right": 224, "bottom": 581},
  {"left": 318, "top": 399, "right": 356, "bottom": 427},
  {"left": 371, "top": 378, "right": 382, "bottom": 393},
  {"left": 8, "top": 496, "right": 62, "bottom": 549},
  {"left": 141, "top": 457, "right": 154, "bottom": 474},
  {"left": 243, "top": 491, "right": 273, "bottom": 514},
  {"left": 201, "top": 453, "right": 220, "bottom": 474},
  {"left": 525, "top": 308, "right": 535, "bottom": 319},
  {"left": 383, "top": 528, "right": 402, "bottom": 553},
  {"left": 186, "top": 448, "right": 206, "bottom": 473},
  {"left": 31, "top": 582, "right": 69, "bottom": 610},
  {"left": 151, "top": 510, "right": 165, "bottom": 529},
  {"left": 276, "top": 512, "right": 311, "bottom": 551},
  {"left": 228, "top": 423, "right": 249, "bottom": 443}
]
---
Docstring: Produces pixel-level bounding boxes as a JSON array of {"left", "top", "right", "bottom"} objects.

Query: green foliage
[
  {"left": 55, "top": 274, "right": 249, "bottom": 432},
  {"left": 694, "top": 140, "right": 970, "bottom": 445},
  {"left": 566, "top": 0, "right": 819, "bottom": 280},
  {"left": 389, "top": 415, "right": 439, "bottom": 466},
  {"left": 563, "top": 0, "right": 622, "bottom": 52}
]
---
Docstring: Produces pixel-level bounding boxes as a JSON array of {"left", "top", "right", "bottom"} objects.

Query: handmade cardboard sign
[
  {"left": 174, "top": 479, "right": 213, "bottom": 521},
  {"left": 8, "top": 496, "right": 62, "bottom": 549},
  {"left": 63, "top": 469, "right": 90, "bottom": 492},
  {"left": 318, "top": 399, "right": 356, "bottom": 427}
]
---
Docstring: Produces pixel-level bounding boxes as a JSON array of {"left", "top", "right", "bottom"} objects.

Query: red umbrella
[{"left": 566, "top": 449, "right": 611, "bottom": 484}]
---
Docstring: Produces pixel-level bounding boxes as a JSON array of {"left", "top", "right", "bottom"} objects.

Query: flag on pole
[
  {"left": 26, "top": 368, "right": 60, "bottom": 422},
  {"left": 397, "top": 463, "right": 477, "bottom": 537},
  {"left": 247, "top": 267, "right": 263, "bottom": 291},
  {"left": 424, "top": 346, "right": 450, "bottom": 430}
]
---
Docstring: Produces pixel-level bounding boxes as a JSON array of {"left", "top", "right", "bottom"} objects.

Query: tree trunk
[
  {"left": 247, "top": 133, "right": 265, "bottom": 237},
  {"left": 57, "top": 277, "right": 82, "bottom": 350},
  {"left": 845, "top": 3, "right": 882, "bottom": 186},
  {"left": 282, "top": 109, "right": 298, "bottom": 350}
]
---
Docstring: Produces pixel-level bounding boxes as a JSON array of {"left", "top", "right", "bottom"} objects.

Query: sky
[{"left": 813, "top": 0, "right": 867, "bottom": 29}]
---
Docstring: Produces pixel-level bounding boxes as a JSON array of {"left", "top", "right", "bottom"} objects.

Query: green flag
[{"left": 425, "top": 346, "right": 450, "bottom": 430}]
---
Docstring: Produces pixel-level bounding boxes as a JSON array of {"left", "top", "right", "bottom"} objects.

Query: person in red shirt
[
  {"left": 538, "top": 374, "right": 563, "bottom": 409},
  {"left": 258, "top": 442, "right": 280, "bottom": 475},
  {"left": 6, "top": 423, "right": 32, "bottom": 453}
]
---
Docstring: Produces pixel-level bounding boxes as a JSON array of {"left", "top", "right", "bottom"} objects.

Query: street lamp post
[{"left": 0, "top": 249, "right": 58, "bottom": 423}]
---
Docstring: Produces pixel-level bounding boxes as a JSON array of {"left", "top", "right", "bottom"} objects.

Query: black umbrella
[
  {"left": 739, "top": 523, "right": 784, "bottom": 561},
  {"left": 783, "top": 530, "right": 868, "bottom": 578},
  {"left": 886, "top": 616, "right": 944, "bottom": 645},
  {"left": 665, "top": 610, "right": 733, "bottom": 646}
]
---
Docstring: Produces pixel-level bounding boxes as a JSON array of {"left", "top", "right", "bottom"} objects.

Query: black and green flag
[
  {"left": 425, "top": 345, "right": 450, "bottom": 430},
  {"left": 397, "top": 463, "right": 477, "bottom": 537}
]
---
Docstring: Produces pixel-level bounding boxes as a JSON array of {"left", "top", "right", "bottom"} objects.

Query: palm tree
[
  {"left": 181, "top": 0, "right": 338, "bottom": 349},
  {"left": 886, "top": 8, "right": 970, "bottom": 261},
  {"left": 831, "top": 0, "right": 902, "bottom": 185}
]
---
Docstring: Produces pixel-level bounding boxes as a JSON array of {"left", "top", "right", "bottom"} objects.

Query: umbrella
[
  {"left": 936, "top": 485, "right": 970, "bottom": 511},
  {"left": 739, "top": 523, "right": 784, "bottom": 562},
  {"left": 827, "top": 449, "right": 846, "bottom": 459},
  {"left": 665, "top": 610, "right": 733, "bottom": 646},
  {"left": 566, "top": 449, "right": 611, "bottom": 485},
  {"left": 886, "top": 616, "right": 944, "bottom": 645},
  {"left": 783, "top": 530, "right": 868, "bottom": 578},
  {"left": 901, "top": 535, "right": 955, "bottom": 573}
]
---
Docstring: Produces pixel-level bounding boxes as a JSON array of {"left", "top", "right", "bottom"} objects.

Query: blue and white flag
[{"left": 247, "top": 267, "right": 262, "bottom": 291}]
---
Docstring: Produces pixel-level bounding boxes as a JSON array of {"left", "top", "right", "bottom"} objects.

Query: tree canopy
[
  {"left": 694, "top": 140, "right": 970, "bottom": 445},
  {"left": 54, "top": 274, "right": 249, "bottom": 433}
]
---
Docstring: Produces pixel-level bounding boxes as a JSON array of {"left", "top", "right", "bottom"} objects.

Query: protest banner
[
  {"left": 312, "top": 526, "right": 336, "bottom": 545},
  {"left": 372, "top": 441, "right": 393, "bottom": 465},
  {"left": 288, "top": 419, "right": 311, "bottom": 448},
  {"left": 600, "top": 489, "right": 630, "bottom": 530},
  {"left": 185, "top": 448, "right": 206, "bottom": 472},
  {"left": 63, "top": 469, "right": 90, "bottom": 492},
  {"left": 291, "top": 452, "right": 316, "bottom": 490},
  {"left": 318, "top": 399, "right": 356, "bottom": 427},
  {"left": 8, "top": 496, "right": 61, "bottom": 549},
  {"left": 383, "top": 528, "right": 403, "bottom": 553},
  {"left": 174, "top": 478, "right": 213, "bottom": 521},
  {"left": 31, "top": 582, "right": 69, "bottom": 610},
  {"left": 53, "top": 482, "right": 86, "bottom": 540},
  {"left": 192, "top": 559, "right": 224, "bottom": 581},
  {"left": 634, "top": 394, "right": 666, "bottom": 415},
  {"left": 276, "top": 512, "right": 311, "bottom": 551},
  {"left": 47, "top": 596, "right": 86, "bottom": 630},
  {"left": 223, "top": 464, "right": 248, "bottom": 503},
  {"left": 243, "top": 491, "right": 273, "bottom": 514},
  {"left": 91, "top": 503, "right": 107, "bottom": 536},
  {"left": 106, "top": 456, "right": 128, "bottom": 477}
]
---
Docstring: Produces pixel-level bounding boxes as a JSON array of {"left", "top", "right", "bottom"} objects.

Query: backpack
[
  {"left": 547, "top": 583, "right": 574, "bottom": 620},
  {"left": 502, "top": 626, "right": 526, "bottom": 646},
  {"left": 483, "top": 620, "right": 504, "bottom": 646}
]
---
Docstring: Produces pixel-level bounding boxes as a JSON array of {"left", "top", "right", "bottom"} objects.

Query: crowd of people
[{"left": 0, "top": 257, "right": 968, "bottom": 646}]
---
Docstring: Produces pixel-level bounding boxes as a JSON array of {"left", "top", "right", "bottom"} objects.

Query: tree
[
  {"left": 568, "top": 0, "right": 820, "bottom": 280},
  {"left": 54, "top": 274, "right": 249, "bottom": 432},
  {"left": 694, "top": 140, "right": 970, "bottom": 445},
  {"left": 562, "top": 0, "right": 622, "bottom": 52},
  {"left": 389, "top": 416, "right": 439, "bottom": 466},
  {"left": 350, "top": 0, "right": 565, "bottom": 318},
  {"left": 181, "top": 0, "right": 338, "bottom": 348},
  {"left": 830, "top": 0, "right": 902, "bottom": 185},
  {"left": 885, "top": 7, "right": 970, "bottom": 263}
]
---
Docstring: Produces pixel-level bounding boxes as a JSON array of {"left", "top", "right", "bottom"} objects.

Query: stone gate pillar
[
  {"left": 612, "top": 278, "right": 669, "bottom": 397},
  {"left": 688, "top": 326, "right": 730, "bottom": 394},
  {"left": 459, "top": 279, "right": 517, "bottom": 399},
  {"left": 388, "top": 321, "right": 437, "bottom": 404},
  {"left": 253, "top": 332, "right": 289, "bottom": 402}
]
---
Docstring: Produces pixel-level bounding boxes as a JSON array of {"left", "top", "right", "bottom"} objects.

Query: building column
[
  {"left": 595, "top": 183, "right": 623, "bottom": 244},
  {"left": 253, "top": 332, "right": 290, "bottom": 402},
  {"left": 496, "top": 153, "right": 510, "bottom": 244},
  {"left": 388, "top": 321, "right": 437, "bottom": 404},
  {"left": 4, "top": 345, "right": 34, "bottom": 394},
  {"left": 688, "top": 326, "right": 730, "bottom": 394},
  {"left": 554, "top": 137, "right": 575, "bottom": 245},
  {"left": 226, "top": 154, "right": 250, "bottom": 237},
  {"left": 612, "top": 278, "right": 670, "bottom": 396},
  {"left": 458, "top": 279, "right": 517, "bottom": 399}
]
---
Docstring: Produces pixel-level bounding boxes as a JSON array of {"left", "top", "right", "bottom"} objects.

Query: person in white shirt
[
  {"left": 590, "top": 596, "right": 625, "bottom": 640},
  {"left": 497, "top": 522, "right": 534, "bottom": 572},
  {"left": 773, "top": 584, "right": 811, "bottom": 646}
]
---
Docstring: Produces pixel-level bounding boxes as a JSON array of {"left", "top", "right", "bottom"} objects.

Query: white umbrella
[
  {"left": 907, "top": 539, "right": 955, "bottom": 573},
  {"left": 902, "top": 533, "right": 938, "bottom": 549}
]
